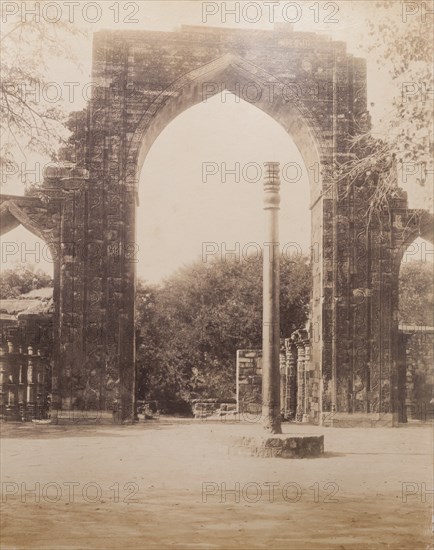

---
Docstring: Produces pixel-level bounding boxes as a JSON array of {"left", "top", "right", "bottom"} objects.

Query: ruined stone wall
[
  {"left": 236, "top": 350, "right": 262, "bottom": 415},
  {"left": 55, "top": 23, "right": 434, "bottom": 423},
  {"left": 329, "top": 186, "right": 434, "bottom": 422}
]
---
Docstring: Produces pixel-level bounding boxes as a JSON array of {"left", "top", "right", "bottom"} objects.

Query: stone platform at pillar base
[{"left": 230, "top": 433, "right": 324, "bottom": 458}]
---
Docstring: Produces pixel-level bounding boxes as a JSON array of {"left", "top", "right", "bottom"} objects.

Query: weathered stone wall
[
  {"left": 238, "top": 323, "right": 434, "bottom": 426},
  {"left": 329, "top": 187, "right": 434, "bottom": 422}
]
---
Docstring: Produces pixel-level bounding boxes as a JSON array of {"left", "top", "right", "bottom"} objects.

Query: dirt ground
[{"left": 0, "top": 418, "right": 432, "bottom": 550}]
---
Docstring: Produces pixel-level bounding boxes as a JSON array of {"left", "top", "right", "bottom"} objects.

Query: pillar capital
[{"left": 263, "top": 162, "right": 281, "bottom": 210}]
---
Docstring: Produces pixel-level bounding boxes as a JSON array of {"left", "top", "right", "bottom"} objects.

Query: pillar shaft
[{"left": 262, "top": 162, "right": 282, "bottom": 434}]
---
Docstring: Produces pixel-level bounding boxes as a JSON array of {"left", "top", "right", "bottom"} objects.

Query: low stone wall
[{"left": 192, "top": 399, "right": 237, "bottom": 419}]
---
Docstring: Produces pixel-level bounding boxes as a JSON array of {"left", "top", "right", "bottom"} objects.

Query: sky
[
  {"left": 137, "top": 93, "right": 310, "bottom": 282},
  {"left": 1, "top": 1, "right": 432, "bottom": 281}
]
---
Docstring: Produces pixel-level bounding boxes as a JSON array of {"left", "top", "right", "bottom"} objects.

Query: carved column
[
  {"left": 291, "top": 330, "right": 309, "bottom": 422},
  {"left": 18, "top": 347, "right": 26, "bottom": 421},
  {"left": 302, "top": 333, "right": 311, "bottom": 422},
  {"left": 262, "top": 162, "right": 282, "bottom": 434},
  {"left": 26, "top": 346, "right": 36, "bottom": 420},
  {"left": 35, "top": 349, "right": 44, "bottom": 420},
  {"left": 280, "top": 340, "right": 287, "bottom": 419},
  {"left": 0, "top": 342, "right": 7, "bottom": 420},
  {"left": 285, "top": 339, "right": 298, "bottom": 421},
  {"left": 5, "top": 341, "right": 20, "bottom": 420},
  {"left": 291, "top": 332, "right": 304, "bottom": 422}
]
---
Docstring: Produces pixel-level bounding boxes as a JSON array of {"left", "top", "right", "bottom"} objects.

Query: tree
[
  {"left": 135, "top": 255, "right": 311, "bottom": 413},
  {"left": 338, "top": 1, "right": 433, "bottom": 215},
  {"left": 0, "top": 1, "right": 85, "bottom": 183},
  {"left": 0, "top": 264, "right": 53, "bottom": 299}
]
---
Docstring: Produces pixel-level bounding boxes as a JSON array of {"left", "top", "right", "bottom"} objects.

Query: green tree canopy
[
  {"left": 0, "top": 264, "right": 53, "bottom": 299},
  {"left": 135, "top": 255, "right": 311, "bottom": 413}
]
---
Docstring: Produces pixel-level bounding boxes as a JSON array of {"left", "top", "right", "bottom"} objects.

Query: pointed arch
[
  {"left": 394, "top": 210, "right": 434, "bottom": 268},
  {"left": 126, "top": 54, "right": 329, "bottom": 205},
  {"left": 1, "top": 198, "right": 47, "bottom": 242},
  {"left": 0, "top": 195, "right": 61, "bottom": 261}
]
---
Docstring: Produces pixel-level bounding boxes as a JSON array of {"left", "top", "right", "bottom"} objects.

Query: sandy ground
[{"left": 0, "top": 418, "right": 433, "bottom": 550}]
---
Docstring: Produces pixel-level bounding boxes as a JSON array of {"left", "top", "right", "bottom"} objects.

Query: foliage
[
  {"left": 136, "top": 252, "right": 434, "bottom": 414},
  {"left": 0, "top": 264, "right": 53, "bottom": 299},
  {"left": 338, "top": 1, "right": 433, "bottom": 215},
  {"left": 135, "top": 255, "right": 311, "bottom": 413},
  {"left": 0, "top": 1, "right": 86, "bottom": 180}
]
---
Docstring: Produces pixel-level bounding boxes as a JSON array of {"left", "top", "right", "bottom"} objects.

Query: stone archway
[
  {"left": 125, "top": 52, "right": 329, "bottom": 425},
  {"left": 391, "top": 217, "right": 434, "bottom": 422},
  {"left": 3, "top": 25, "right": 432, "bottom": 424},
  {"left": 66, "top": 24, "right": 353, "bottom": 422}
]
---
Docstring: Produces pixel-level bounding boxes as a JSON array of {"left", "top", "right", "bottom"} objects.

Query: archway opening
[
  {"left": 135, "top": 91, "right": 312, "bottom": 417},
  {"left": 397, "top": 237, "right": 434, "bottom": 423}
]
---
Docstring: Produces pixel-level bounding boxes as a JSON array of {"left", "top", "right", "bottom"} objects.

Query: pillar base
[{"left": 230, "top": 434, "right": 324, "bottom": 458}]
